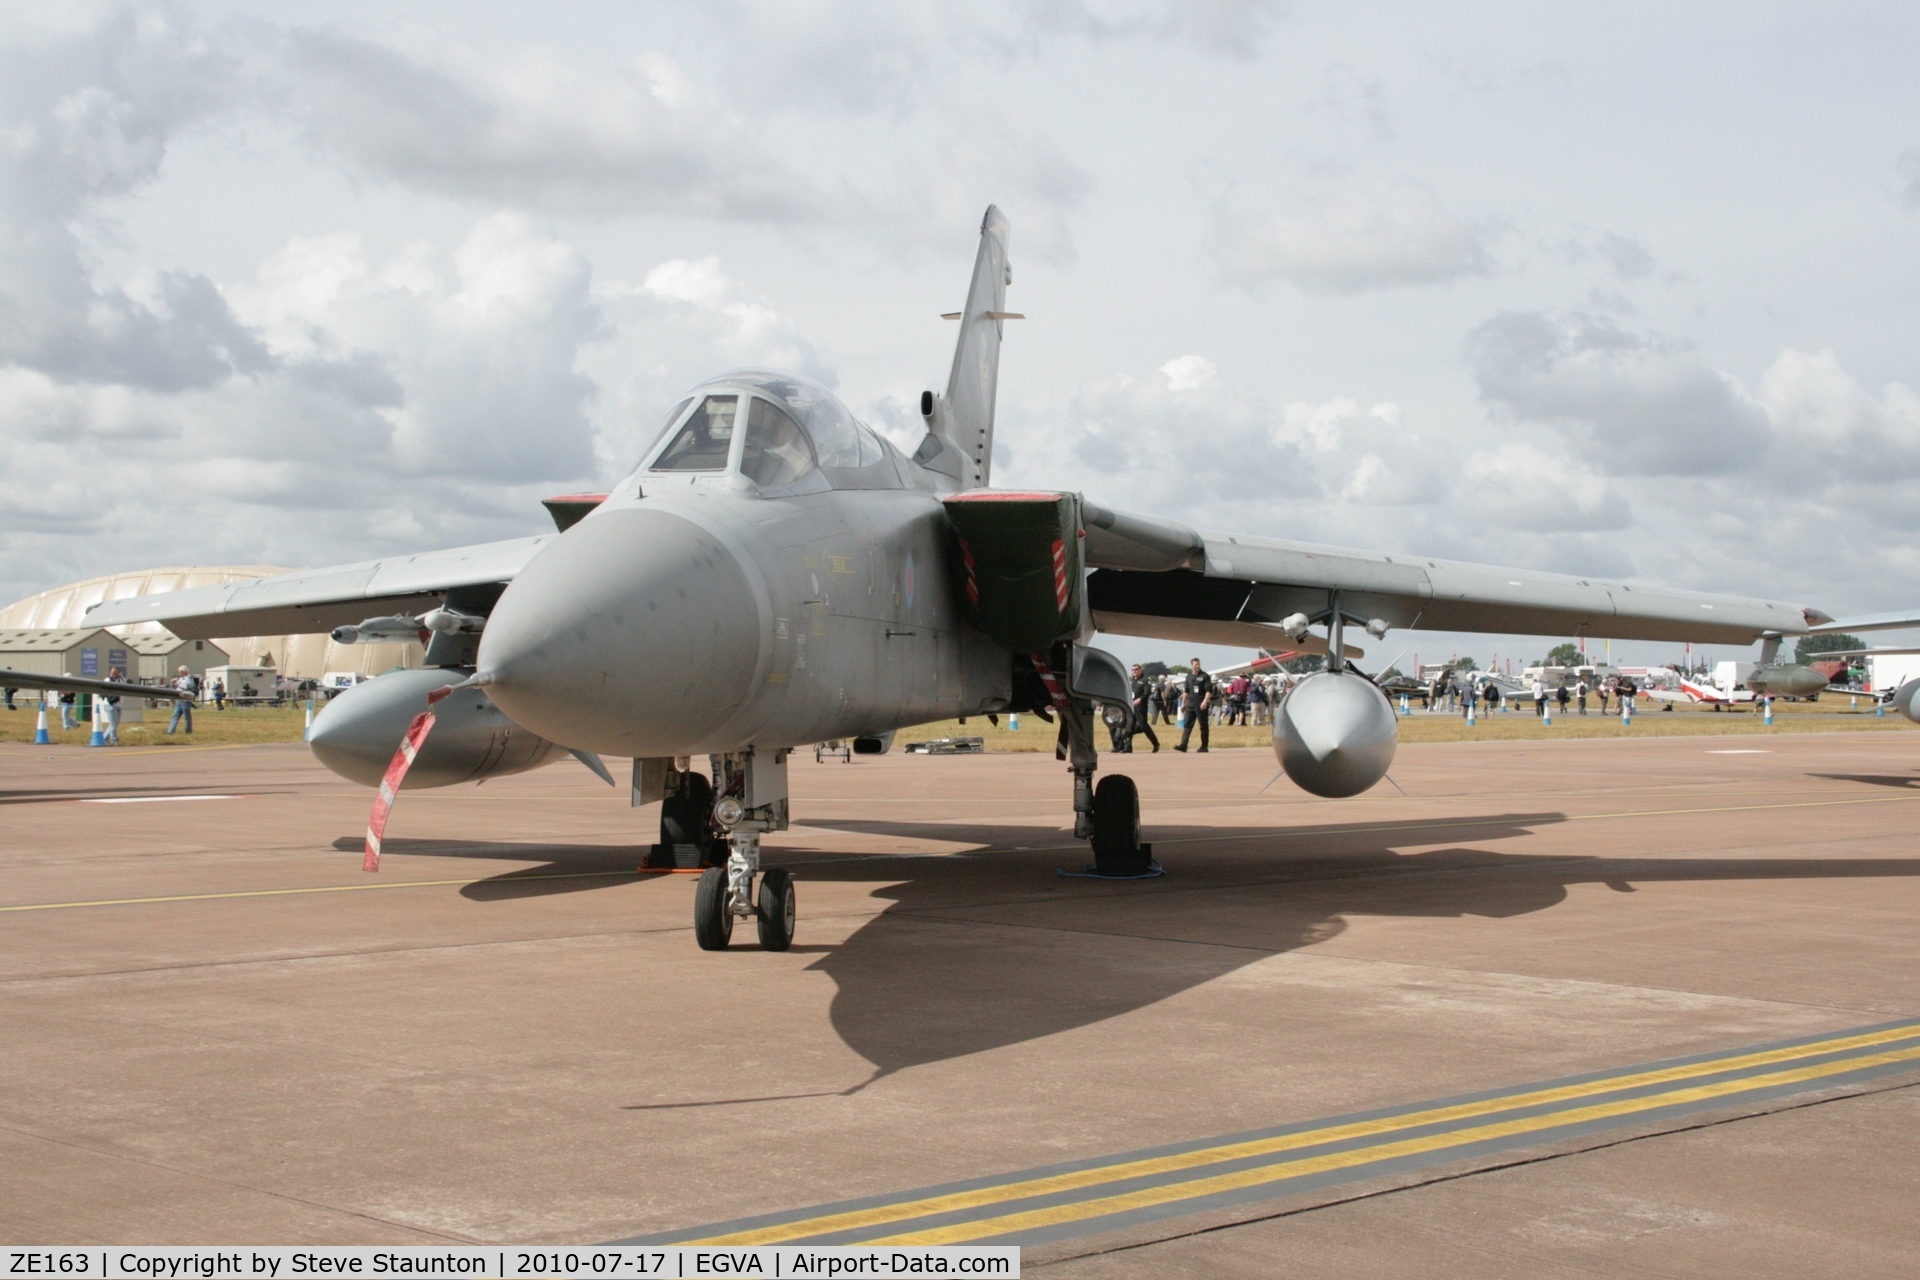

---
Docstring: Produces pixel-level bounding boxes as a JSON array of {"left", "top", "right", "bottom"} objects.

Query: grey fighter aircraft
[{"left": 87, "top": 206, "right": 1841, "bottom": 951}]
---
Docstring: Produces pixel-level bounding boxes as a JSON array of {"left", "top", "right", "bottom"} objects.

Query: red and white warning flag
[{"left": 363, "top": 710, "right": 436, "bottom": 872}]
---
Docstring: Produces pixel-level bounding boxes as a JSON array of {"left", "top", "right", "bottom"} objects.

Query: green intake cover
[{"left": 942, "top": 491, "right": 1083, "bottom": 653}]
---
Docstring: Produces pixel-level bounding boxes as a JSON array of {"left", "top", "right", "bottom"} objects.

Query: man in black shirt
[
  {"left": 1176, "top": 657, "right": 1214, "bottom": 752},
  {"left": 1129, "top": 663, "right": 1160, "bottom": 753}
]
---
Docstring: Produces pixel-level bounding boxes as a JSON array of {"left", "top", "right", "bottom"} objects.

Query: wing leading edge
[
  {"left": 1083, "top": 503, "right": 1826, "bottom": 648},
  {"left": 82, "top": 536, "right": 552, "bottom": 640}
]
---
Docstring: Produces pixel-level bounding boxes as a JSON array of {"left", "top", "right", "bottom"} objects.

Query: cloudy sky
[{"left": 4, "top": 1, "right": 1918, "bottom": 669}]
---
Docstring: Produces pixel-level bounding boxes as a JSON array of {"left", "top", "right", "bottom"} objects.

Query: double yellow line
[{"left": 680, "top": 1021, "right": 1920, "bottom": 1245}]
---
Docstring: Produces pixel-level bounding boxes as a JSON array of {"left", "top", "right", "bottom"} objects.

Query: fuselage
[{"left": 476, "top": 373, "right": 1013, "bottom": 758}]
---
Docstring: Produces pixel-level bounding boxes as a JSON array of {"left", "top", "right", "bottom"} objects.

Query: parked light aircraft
[
  {"left": 1635, "top": 632, "right": 1833, "bottom": 709},
  {"left": 88, "top": 207, "right": 1853, "bottom": 951}
]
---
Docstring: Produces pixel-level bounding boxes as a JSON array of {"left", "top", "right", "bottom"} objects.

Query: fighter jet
[{"left": 86, "top": 206, "right": 1840, "bottom": 951}]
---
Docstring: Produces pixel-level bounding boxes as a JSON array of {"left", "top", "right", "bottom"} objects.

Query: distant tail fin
[{"left": 915, "top": 206, "right": 1014, "bottom": 487}]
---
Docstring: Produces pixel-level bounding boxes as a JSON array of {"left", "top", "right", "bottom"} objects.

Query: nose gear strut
[{"left": 691, "top": 749, "right": 796, "bottom": 951}]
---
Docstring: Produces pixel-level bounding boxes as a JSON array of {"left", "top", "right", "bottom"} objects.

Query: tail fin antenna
[{"left": 916, "top": 206, "right": 1012, "bottom": 487}]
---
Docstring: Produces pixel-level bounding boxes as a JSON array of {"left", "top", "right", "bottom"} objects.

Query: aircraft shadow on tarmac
[
  {"left": 329, "top": 835, "right": 643, "bottom": 899},
  {"left": 344, "top": 815, "right": 1920, "bottom": 1082}
]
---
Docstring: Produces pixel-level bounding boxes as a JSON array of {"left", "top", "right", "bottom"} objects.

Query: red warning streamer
[
  {"left": 1029, "top": 654, "right": 1070, "bottom": 714},
  {"left": 363, "top": 710, "right": 437, "bottom": 872}
]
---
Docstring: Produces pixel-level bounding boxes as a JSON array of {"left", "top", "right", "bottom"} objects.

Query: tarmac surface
[{"left": 5, "top": 730, "right": 1920, "bottom": 1276}]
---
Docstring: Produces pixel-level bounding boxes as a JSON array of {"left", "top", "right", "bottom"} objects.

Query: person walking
[
  {"left": 101, "top": 666, "right": 125, "bottom": 745},
  {"left": 1484, "top": 680, "right": 1500, "bottom": 716},
  {"left": 1129, "top": 663, "right": 1160, "bottom": 753},
  {"left": 1460, "top": 676, "right": 1476, "bottom": 718},
  {"left": 1533, "top": 677, "right": 1547, "bottom": 717},
  {"left": 1225, "top": 674, "right": 1249, "bottom": 725},
  {"left": 212, "top": 679, "right": 226, "bottom": 711},
  {"left": 1176, "top": 657, "right": 1214, "bottom": 752},
  {"left": 166, "top": 665, "right": 196, "bottom": 735},
  {"left": 1619, "top": 677, "right": 1637, "bottom": 717},
  {"left": 1598, "top": 679, "right": 1612, "bottom": 715},
  {"left": 1577, "top": 678, "right": 1589, "bottom": 715},
  {"left": 1157, "top": 676, "right": 1176, "bottom": 726},
  {"left": 59, "top": 690, "right": 77, "bottom": 731},
  {"left": 1556, "top": 683, "right": 1571, "bottom": 716}
]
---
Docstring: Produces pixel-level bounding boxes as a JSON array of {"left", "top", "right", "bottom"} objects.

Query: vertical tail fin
[{"left": 915, "top": 206, "right": 1014, "bottom": 487}]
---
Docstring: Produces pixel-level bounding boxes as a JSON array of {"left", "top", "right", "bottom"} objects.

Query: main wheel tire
[
  {"left": 694, "top": 865, "right": 733, "bottom": 950},
  {"left": 756, "top": 867, "right": 796, "bottom": 951},
  {"left": 1091, "top": 774, "right": 1149, "bottom": 875}
]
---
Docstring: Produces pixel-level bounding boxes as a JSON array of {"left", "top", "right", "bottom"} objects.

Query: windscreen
[
  {"left": 741, "top": 396, "right": 817, "bottom": 487},
  {"left": 651, "top": 395, "right": 738, "bottom": 471}
]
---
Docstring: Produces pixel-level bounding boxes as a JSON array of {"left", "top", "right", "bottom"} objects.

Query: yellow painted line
[
  {"left": 686, "top": 1023, "right": 1920, "bottom": 1245},
  {"left": 863, "top": 1043, "right": 1920, "bottom": 1246},
  {"left": 0, "top": 869, "right": 642, "bottom": 913}
]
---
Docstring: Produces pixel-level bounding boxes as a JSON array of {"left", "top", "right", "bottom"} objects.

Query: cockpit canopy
[{"left": 640, "top": 370, "right": 899, "bottom": 492}]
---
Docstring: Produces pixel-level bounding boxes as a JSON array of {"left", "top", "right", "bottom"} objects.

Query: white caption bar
[{"left": 4, "top": 1250, "right": 1018, "bottom": 1280}]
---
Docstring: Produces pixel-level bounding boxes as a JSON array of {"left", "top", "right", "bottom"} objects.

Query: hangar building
[{"left": 0, "top": 568, "right": 422, "bottom": 681}]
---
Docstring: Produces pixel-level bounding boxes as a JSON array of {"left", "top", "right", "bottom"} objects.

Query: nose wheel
[{"left": 692, "top": 831, "right": 795, "bottom": 951}]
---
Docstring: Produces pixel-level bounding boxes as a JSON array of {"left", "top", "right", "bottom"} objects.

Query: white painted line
[
  {"left": 1705, "top": 749, "right": 1771, "bottom": 754},
  {"left": 79, "top": 795, "right": 242, "bottom": 804}
]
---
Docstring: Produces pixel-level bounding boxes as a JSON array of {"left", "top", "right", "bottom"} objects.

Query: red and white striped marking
[
  {"left": 1050, "top": 537, "right": 1069, "bottom": 612},
  {"left": 364, "top": 711, "right": 436, "bottom": 872},
  {"left": 1029, "top": 654, "right": 1070, "bottom": 713}
]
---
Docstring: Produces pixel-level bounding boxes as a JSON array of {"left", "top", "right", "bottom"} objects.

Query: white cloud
[
  {"left": 0, "top": 4, "right": 252, "bottom": 389},
  {"left": 1461, "top": 441, "right": 1631, "bottom": 533},
  {"left": 284, "top": 29, "right": 828, "bottom": 223},
  {"left": 1159, "top": 354, "right": 1216, "bottom": 390},
  {"left": 1757, "top": 347, "right": 1920, "bottom": 479},
  {"left": 1466, "top": 310, "right": 1770, "bottom": 474},
  {"left": 1211, "top": 180, "right": 1501, "bottom": 295}
]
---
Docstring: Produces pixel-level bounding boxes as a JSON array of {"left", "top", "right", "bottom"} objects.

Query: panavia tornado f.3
[{"left": 88, "top": 206, "right": 1852, "bottom": 951}]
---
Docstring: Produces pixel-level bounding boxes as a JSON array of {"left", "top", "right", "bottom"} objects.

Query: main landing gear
[
  {"left": 1054, "top": 683, "right": 1153, "bottom": 877},
  {"left": 689, "top": 748, "right": 795, "bottom": 952}
]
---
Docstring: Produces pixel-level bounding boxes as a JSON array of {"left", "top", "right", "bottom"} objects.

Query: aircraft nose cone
[{"left": 478, "top": 507, "right": 763, "bottom": 755}]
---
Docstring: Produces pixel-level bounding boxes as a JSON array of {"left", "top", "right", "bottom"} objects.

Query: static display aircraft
[
  {"left": 1641, "top": 638, "right": 1831, "bottom": 709},
  {"left": 89, "top": 207, "right": 1855, "bottom": 951}
]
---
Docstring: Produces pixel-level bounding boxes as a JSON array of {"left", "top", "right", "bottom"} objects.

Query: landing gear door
[{"left": 1066, "top": 643, "right": 1131, "bottom": 707}]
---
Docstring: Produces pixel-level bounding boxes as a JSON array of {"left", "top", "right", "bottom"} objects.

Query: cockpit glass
[
  {"left": 724, "top": 371, "right": 868, "bottom": 468},
  {"left": 651, "top": 395, "right": 737, "bottom": 471},
  {"left": 742, "top": 396, "right": 817, "bottom": 487}
]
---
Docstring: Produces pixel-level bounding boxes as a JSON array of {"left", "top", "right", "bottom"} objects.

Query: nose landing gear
[
  {"left": 693, "top": 831, "right": 797, "bottom": 952},
  {"left": 691, "top": 748, "right": 795, "bottom": 951}
]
